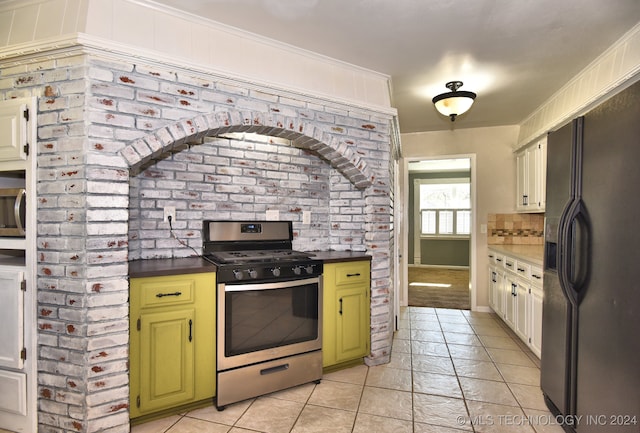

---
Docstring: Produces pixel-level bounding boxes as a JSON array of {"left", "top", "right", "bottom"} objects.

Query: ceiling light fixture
[{"left": 432, "top": 81, "right": 477, "bottom": 122}]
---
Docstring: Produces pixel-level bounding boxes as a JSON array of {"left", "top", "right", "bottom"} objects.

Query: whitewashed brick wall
[
  {"left": 1, "top": 49, "right": 394, "bottom": 433},
  {"left": 129, "top": 133, "right": 333, "bottom": 257}
]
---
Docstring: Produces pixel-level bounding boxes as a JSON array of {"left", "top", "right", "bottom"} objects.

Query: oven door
[{"left": 217, "top": 276, "right": 322, "bottom": 371}]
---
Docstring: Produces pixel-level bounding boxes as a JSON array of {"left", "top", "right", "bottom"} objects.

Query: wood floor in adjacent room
[{"left": 408, "top": 267, "right": 470, "bottom": 310}]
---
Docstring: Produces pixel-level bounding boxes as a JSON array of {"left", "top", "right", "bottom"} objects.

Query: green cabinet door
[
  {"left": 139, "top": 308, "right": 195, "bottom": 413},
  {"left": 323, "top": 261, "right": 370, "bottom": 368},
  {"left": 335, "top": 285, "right": 369, "bottom": 363}
]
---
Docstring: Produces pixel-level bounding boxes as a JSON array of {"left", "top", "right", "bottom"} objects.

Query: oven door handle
[{"left": 223, "top": 277, "right": 320, "bottom": 292}]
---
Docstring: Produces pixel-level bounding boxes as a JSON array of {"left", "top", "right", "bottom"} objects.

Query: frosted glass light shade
[
  {"left": 432, "top": 81, "right": 476, "bottom": 121},
  {"left": 434, "top": 95, "right": 475, "bottom": 116}
]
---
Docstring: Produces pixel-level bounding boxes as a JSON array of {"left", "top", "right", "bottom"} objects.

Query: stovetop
[
  {"left": 202, "top": 220, "right": 323, "bottom": 282},
  {"left": 208, "top": 249, "right": 313, "bottom": 264},
  {"left": 208, "top": 252, "right": 322, "bottom": 282}
]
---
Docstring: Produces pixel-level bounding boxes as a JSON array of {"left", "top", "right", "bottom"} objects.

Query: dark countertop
[
  {"left": 128, "top": 257, "right": 216, "bottom": 279},
  {"left": 128, "top": 252, "right": 371, "bottom": 278},
  {"left": 309, "top": 251, "right": 372, "bottom": 263}
]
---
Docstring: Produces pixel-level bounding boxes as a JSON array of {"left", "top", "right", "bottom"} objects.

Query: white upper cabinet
[
  {"left": 0, "top": 99, "right": 29, "bottom": 162},
  {"left": 516, "top": 138, "right": 546, "bottom": 212}
]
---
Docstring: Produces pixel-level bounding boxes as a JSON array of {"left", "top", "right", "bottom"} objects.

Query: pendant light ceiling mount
[{"left": 432, "top": 81, "right": 477, "bottom": 122}]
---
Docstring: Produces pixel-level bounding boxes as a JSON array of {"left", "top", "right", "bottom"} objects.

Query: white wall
[{"left": 401, "top": 125, "right": 519, "bottom": 309}]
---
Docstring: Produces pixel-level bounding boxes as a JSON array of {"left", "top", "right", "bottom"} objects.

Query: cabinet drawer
[
  {"left": 488, "top": 251, "right": 497, "bottom": 264},
  {"left": 516, "top": 262, "right": 530, "bottom": 278},
  {"left": 504, "top": 257, "right": 516, "bottom": 273},
  {"left": 134, "top": 277, "right": 196, "bottom": 308},
  {"left": 530, "top": 266, "right": 543, "bottom": 287},
  {"left": 333, "top": 261, "right": 370, "bottom": 286}
]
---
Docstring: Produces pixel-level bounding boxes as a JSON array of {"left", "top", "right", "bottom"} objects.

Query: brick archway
[{"left": 120, "top": 110, "right": 372, "bottom": 189}]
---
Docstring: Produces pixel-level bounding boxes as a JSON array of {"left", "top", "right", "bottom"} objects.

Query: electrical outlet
[
  {"left": 302, "top": 210, "right": 311, "bottom": 225},
  {"left": 163, "top": 206, "right": 176, "bottom": 222}
]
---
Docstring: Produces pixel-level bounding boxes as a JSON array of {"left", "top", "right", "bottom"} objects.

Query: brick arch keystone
[{"left": 120, "top": 110, "right": 372, "bottom": 189}]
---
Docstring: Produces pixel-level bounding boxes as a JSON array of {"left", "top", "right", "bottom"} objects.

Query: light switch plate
[{"left": 302, "top": 211, "right": 311, "bottom": 224}]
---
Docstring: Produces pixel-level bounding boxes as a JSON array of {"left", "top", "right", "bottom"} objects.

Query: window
[{"left": 416, "top": 179, "right": 471, "bottom": 237}]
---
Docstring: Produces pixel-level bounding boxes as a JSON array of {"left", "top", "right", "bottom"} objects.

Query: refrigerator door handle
[{"left": 560, "top": 198, "right": 590, "bottom": 306}]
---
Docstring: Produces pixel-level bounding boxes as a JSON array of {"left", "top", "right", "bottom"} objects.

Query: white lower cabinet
[
  {"left": 514, "top": 278, "right": 528, "bottom": 341},
  {"left": 528, "top": 271, "right": 543, "bottom": 357},
  {"left": 0, "top": 268, "right": 26, "bottom": 418},
  {"left": 488, "top": 249, "right": 543, "bottom": 357},
  {"left": 0, "top": 370, "right": 26, "bottom": 416},
  {"left": 488, "top": 267, "right": 503, "bottom": 315},
  {"left": 503, "top": 273, "right": 518, "bottom": 330},
  {"left": 0, "top": 269, "right": 24, "bottom": 371},
  {"left": 487, "top": 253, "right": 504, "bottom": 316}
]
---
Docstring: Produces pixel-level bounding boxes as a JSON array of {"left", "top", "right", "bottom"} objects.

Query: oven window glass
[{"left": 225, "top": 282, "right": 319, "bottom": 357}]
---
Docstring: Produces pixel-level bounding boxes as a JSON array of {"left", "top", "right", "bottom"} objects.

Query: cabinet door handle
[
  {"left": 156, "top": 291, "right": 182, "bottom": 298},
  {"left": 188, "top": 319, "right": 193, "bottom": 342},
  {"left": 339, "top": 298, "right": 343, "bottom": 315},
  {"left": 346, "top": 273, "right": 361, "bottom": 277}
]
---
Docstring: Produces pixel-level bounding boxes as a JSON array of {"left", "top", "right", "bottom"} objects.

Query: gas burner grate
[{"left": 208, "top": 249, "right": 312, "bottom": 264}]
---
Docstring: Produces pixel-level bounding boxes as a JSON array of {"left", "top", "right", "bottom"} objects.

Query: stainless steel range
[{"left": 203, "top": 220, "right": 323, "bottom": 410}]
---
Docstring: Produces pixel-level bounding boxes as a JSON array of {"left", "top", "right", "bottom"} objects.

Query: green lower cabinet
[
  {"left": 130, "top": 272, "right": 216, "bottom": 419},
  {"left": 323, "top": 261, "right": 371, "bottom": 369},
  {"left": 334, "top": 286, "right": 369, "bottom": 363},
  {"left": 139, "top": 308, "right": 195, "bottom": 413}
]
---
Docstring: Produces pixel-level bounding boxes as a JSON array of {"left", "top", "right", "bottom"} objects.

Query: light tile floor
[{"left": 132, "top": 307, "right": 567, "bottom": 433}]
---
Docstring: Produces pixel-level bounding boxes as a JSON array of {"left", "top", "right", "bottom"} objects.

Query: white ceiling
[{"left": 151, "top": 0, "right": 640, "bottom": 133}]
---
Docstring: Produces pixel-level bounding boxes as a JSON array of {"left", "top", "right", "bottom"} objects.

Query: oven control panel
[{"left": 217, "top": 260, "right": 322, "bottom": 283}]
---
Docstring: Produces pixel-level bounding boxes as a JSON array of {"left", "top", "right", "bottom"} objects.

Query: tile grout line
[
  {"left": 454, "top": 311, "right": 478, "bottom": 433},
  {"left": 350, "top": 362, "right": 371, "bottom": 433}
]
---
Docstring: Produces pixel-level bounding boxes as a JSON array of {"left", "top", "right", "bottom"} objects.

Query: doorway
[{"left": 401, "top": 156, "right": 477, "bottom": 310}]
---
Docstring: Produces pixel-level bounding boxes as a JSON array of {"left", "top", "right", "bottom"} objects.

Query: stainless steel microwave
[{"left": 0, "top": 188, "right": 26, "bottom": 236}]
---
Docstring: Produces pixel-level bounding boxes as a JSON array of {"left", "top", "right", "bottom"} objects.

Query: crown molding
[
  {"left": 516, "top": 21, "right": 640, "bottom": 149},
  {"left": 0, "top": 33, "right": 398, "bottom": 118}
]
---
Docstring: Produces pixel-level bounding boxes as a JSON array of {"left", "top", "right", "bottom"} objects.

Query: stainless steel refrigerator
[{"left": 541, "top": 80, "right": 640, "bottom": 433}]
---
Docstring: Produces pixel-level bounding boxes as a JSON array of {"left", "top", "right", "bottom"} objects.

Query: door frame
[{"left": 400, "top": 154, "right": 478, "bottom": 310}]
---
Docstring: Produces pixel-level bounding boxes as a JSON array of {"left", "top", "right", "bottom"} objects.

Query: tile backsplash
[{"left": 487, "top": 213, "right": 544, "bottom": 245}]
